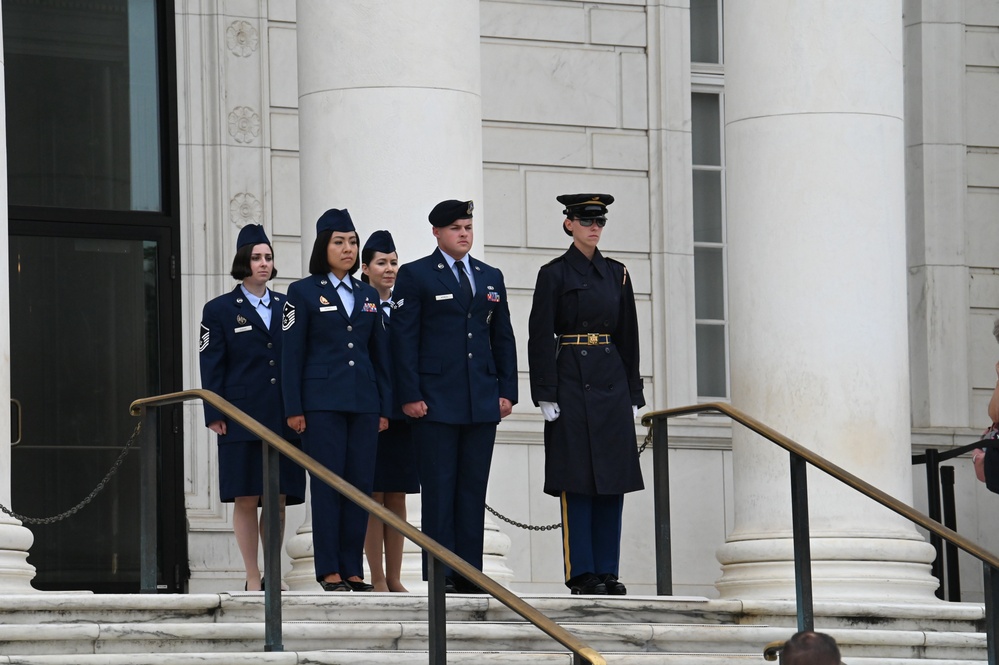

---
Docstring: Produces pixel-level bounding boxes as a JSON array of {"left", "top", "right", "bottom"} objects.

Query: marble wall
[{"left": 173, "top": 1, "right": 999, "bottom": 599}]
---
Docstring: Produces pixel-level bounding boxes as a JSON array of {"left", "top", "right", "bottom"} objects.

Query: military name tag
[
  {"left": 435, "top": 294, "right": 454, "bottom": 301},
  {"left": 234, "top": 325, "right": 252, "bottom": 333},
  {"left": 319, "top": 305, "right": 338, "bottom": 312}
]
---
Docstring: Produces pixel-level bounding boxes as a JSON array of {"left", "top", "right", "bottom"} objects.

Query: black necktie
[
  {"left": 456, "top": 261, "right": 472, "bottom": 306},
  {"left": 381, "top": 301, "right": 392, "bottom": 317}
]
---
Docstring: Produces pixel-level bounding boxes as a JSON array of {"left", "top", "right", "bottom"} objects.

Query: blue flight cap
[
  {"left": 316, "top": 208, "right": 356, "bottom": 234},
  {"left": 363, "top": 230, "right": 396, "bottom": 254},
  {"left": 236, "top": 224, "right": 270, "bottom": 251}
]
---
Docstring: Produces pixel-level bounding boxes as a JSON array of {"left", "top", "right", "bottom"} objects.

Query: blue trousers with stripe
[{"left": 560, "top": 492, "right": 624, "bottom": 585}]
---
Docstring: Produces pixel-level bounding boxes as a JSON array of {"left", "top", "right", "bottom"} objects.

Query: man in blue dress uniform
[{"left": 391, "top": 199, "right": 518, "bottom": 592}]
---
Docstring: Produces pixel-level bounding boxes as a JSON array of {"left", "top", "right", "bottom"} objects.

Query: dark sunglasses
[{"left": 574, "top": 217, "right": 607, "bottom": 228}]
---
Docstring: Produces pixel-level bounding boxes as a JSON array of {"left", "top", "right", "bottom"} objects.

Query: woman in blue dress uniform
[
  {"left": 281, "top": 209, "right": 391, "bottom": 592},
  {"left": 527, "top": 194, "right": 645, "bottom": 596},
  {"left": 360, "top": 230, "right": 420, "bottom": 592},
  {"left": 199, "top": 223, "right": 306, "bottom": 591}
]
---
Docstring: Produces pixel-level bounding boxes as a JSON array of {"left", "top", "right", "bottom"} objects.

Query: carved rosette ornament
[
  {"left": 226, "top": 20, "right": 258, "bottom": 57},
  {"left": 228, "top": 106, "right": 261, "bottom": 144},
  {"left": 229, "top": 193, "right": 263, "bottom": 226}
]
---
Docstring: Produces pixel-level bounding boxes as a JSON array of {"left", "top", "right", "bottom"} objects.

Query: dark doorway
[{"left": 4, "top": 0, "right": 185, "bottom": 592}]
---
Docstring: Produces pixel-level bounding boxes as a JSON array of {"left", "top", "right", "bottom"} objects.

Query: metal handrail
[
  {"left": 131, "top": 389, "right": 604, "bottom": 665},
  {"left": 642, "top": 402, "right": 999, "bottom": 665}
]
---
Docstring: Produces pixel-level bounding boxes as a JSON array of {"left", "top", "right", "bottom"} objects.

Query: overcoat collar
[{"left": 564, "top": 243, "right": 610, "bottom": 281}]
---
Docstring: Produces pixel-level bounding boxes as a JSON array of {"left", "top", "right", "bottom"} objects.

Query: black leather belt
[{"left": 558, "top": 333, "right": 611, "bottom": 346}]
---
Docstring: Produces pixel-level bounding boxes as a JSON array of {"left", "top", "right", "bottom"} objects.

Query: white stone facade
[{"left": 158, "top": 0, "right": 999, "bottom": 600}]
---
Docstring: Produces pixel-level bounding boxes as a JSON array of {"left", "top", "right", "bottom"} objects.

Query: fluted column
[
  {"left": 0, "top": 7, "right": 38, "bottom": 593},
  {"left": 286, "top": 0, "right": 509, "bottom": 589},
  {"left": 717, "top": 2, "right": 938, "bottom": 601}
]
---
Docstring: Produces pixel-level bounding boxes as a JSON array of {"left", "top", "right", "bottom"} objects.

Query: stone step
[
  {"left": 0, "top": 621, "right": 988, "bottom": 661},
  {"left": 0, "top": 621, "right": 783, "bottom": 655},
  {"left": 0, "top": 652, "right": 765, "bottom": 665}
]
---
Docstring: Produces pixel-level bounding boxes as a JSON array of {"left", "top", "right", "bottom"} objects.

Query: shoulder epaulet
[
  {"left": 543, "top": 255, "right": 565, "bottom": 268},
  {"left": 605, "top": 257, "right": 628, "bottom": 285}
]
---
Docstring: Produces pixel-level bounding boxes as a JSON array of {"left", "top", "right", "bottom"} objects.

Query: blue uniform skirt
[
  {"left": 218, "top": 439, "right": 306, "bottom": 505},
  {"left": 372, "top": 418, "right": 420, "bottom": 493}
]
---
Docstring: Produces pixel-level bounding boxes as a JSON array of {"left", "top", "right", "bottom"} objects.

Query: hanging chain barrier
[
  {"left": 0, "top": 420, "right": 144, "bottom": 525},
  {"left": 0, "top": 413, "right": 654, "bottom": 531},
  {"left": 484, "top": 423, "right": 654, "bottom": 531}
]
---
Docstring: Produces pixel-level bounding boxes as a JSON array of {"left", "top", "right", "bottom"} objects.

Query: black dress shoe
[
  {"left": 443, "top": 577, "right": 458, "bottom": 594},
  {"left": 320, "top": 580, "right": 352, "bottom": 592},
  {"left": 568, "top": 573, "right": 607, "bottom": 595},
  {"left": 346, "top": 579, "right": 374, "bottom": 592},
  {"left": 453, "top": 576, "right": 488, "bottom": 594},
  {"left": 599, "top": 574, "right": 627, "bottom": 596}
]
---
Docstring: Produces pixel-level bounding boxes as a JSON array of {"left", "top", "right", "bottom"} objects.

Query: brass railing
[
  {"left": 642, "top": 402, "right": 999, "bottom": 665},
  {"left": 131, "top": 389, "right": 605, "bottom": 665}
]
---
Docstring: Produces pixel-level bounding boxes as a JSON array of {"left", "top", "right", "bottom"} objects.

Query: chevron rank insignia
[
  {"left": 282, "top": 302, "right": 296, "bottom": 331},
  {"left": 199, "top": 324, "right": 210, "bottom": 352}
]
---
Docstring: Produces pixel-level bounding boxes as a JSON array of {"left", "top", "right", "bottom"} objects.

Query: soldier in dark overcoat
[
  {"left": 281, "top": 208, "right": 392, "bottom": 592},
  {"left": 199, "top": 223, "right": 306, "bottom": 591},
  {"left": 391, "top": 199, "right": 518, "bottom": 593},
  {"left": 527, "top": 193, "right": 644, "bottom": 596}
]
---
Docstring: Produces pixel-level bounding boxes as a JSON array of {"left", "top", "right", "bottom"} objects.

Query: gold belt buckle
[{"left": 587, "top": 333, "right": 599, "bottom": 345}]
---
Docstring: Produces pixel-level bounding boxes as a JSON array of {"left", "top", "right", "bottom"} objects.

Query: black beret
[
  {"left": 363, "top": 229, "right": 396, "bottom": 255},
  {"left": 236, "top": 224, "right": 270, "bottom": 251},
  {"left": 316, "top": 208, "right": 355, "bottom": 235},
  {"left": 429, "top": 199, "right": 474, "bottom": 227}
]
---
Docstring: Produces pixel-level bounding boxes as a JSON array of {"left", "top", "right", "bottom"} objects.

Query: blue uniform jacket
[
  {"left": 391, "top": 248, "right": 518, "bottom": 424},
  {"left": 281, "top": 274, "right": 391, "bottom": 418},
  {"left": 199, "top": 286, "right": 297, "bottom": 443}
]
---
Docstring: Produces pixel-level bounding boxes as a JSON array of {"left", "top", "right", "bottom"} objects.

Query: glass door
[{"left": 9, "top": 224, "right": 184, "bottom": 593}]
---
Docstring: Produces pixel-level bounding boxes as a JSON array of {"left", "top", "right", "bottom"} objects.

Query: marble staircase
[{"left": 0, "top": 592, "right": 990, "bottom": 664}]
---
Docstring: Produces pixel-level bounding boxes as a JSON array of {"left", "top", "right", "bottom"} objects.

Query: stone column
[
  {"left": 295, "top": 0, "right": 484, "bottom": 262},
  {"left": 287, "top": 0, "right": 510, "bottom": 589},
  {"left": 718, "top": 2, "right": 938, "bottom": 601},
  {"left": 0, "top": 7, "right": 38, "bottom": 593}
]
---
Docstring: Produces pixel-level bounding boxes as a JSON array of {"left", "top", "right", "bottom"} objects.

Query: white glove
[
  {"left": 633, "top": 405, "right": 639, "bottom": 418},
  {"left": 539, "top": 401, "right": 561, "bottom": 422}
]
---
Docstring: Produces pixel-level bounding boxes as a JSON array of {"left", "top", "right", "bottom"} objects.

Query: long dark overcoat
[{"left": 527, "top": 244, "right": 644, "bottom": 497}]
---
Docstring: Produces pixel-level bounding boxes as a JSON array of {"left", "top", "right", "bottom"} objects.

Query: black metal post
[
  {"left": 652, "top": 414, "right": 673, "bottom": 596},
  {"left": 985, "top": 563, "right": 999, "bottom": 665},
  {"left": 925, "top": 448, "right": 944, "bottom": 599},
  {"left": 262, "top": 442, "right": 283, "bottom": 652},
  {"left": 428, "top": 556, "right": 447, "bottom": 664},
  {"left": 139, "top": 409, "right": 158, "bottom": 594},
  {"left": 789, "top": 452, "right": 814, "bottom": 632},
  {"left": 940, "top": 465, "right": 961, "bottom": 601}
]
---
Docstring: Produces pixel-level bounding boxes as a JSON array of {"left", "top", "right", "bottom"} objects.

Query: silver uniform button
[
  {"left": 349, "top": 360, "right": 355, "bottom": 367},
  {"left": 347, "top": 342, "right": 354, "bottom": 349},
  {"left": 347, "top": 325, "right": 353, "bottom": 332},
  {"left": 467, "top": 333, "right": 472, "bottom": 339},
  {"left": 467, "top": 353, "right": 473, "bottom": 359},
  {"left": 269, "top": 360, "right": 275, "bottom": 366},
  {"left": 270, "top": 378, "right": 277, "bottom": 384}
]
